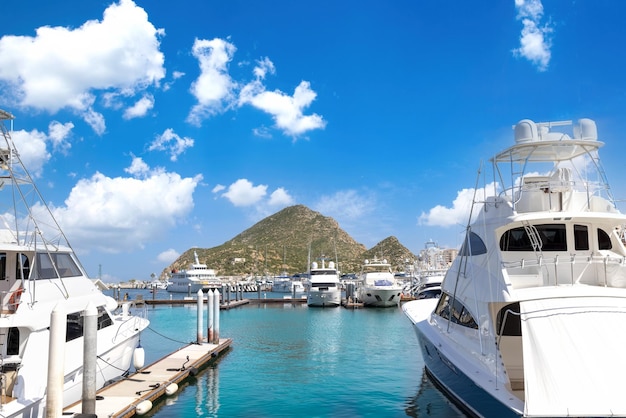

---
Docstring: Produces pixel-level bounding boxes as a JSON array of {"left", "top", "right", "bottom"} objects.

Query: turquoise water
[{"left": 115, "top": 289, "right": 463, "bottom": 417}]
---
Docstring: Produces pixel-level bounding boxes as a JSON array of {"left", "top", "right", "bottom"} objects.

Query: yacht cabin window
[
  {"left": 66, "top": 307, "right": 114, "bottom": 342},
  {"left": 36, "top": 253, "right": 82, "bottom": 279},
  {"left": 500, "top": 224, "right": 567, "bottom": 251},
  {"left": 574, "top": 224, "right": 589, "bottom": 251},
  {"left": 0, "top": 253, "right": 5, "bottom": 280},
  {"left": 598, "top": 228, "right": 612, "bottom": 250},
  {"left": 16, "top": 253, "right": 29, "bottom": 281},
  {"left": 459, "top": 231, "right": 487, "bottom": 256},
  {"left": 434, "top": 293, "right": 478, "bottom": 329}
]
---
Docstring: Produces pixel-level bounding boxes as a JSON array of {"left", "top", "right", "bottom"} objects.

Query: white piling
[
  {"left": 196, "top": 289, "right": 203, "bottom": 344},
  {"left": 46, "top": 304, "right": 67, "bottom": 418},
  {"left": 82, "top": 302, "right": 98, "bottom": 415},
  {"left": 207, "top": 289, "right": 214, "bottom": 343},
  {"left": 213, "top": 289, "right": 220, "bottom": 343}
]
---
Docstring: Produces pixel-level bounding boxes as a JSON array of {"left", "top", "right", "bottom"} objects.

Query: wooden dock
[{"left": 63, "top": 338, "right": 232, "bottom": 417}]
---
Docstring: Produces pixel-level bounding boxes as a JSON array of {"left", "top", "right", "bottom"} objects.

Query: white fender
[
  {"left": 165, "top": 382, "right": 179, "bottom": 396},
  {"left": 135, "top": 400, "right": 152, "bottom": 415},
  {"left": 133, "top": 343, "right": 145, "bottom": 370}
]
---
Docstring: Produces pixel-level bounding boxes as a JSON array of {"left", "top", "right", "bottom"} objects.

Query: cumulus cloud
[
  {"left": 314, "top": 190, "right": 373, "bottom": 220},
  {"left": 0, "top": 0, "right": 165, "bottom": 131},
  {"left": 239, "top": 76, "right": 327, "bottom": 137},
  {"left": 157, "top": 248, "right": 180, "bottom": 264},
  {"left": 221, "top": 179, "right": 268, "bottom": 206},
  {"left": 187, "top": 38, "right": 237, "bottom": 125},
  {"left": 512, "top": 0, "right": 552, "bottom": 71},
  {"left": 10, "top": 122, "right": 74, "bottom": 177},
  {"left": 215, "top": 178, "right": 295, "bottom": 218},
  {"left": 148, "top": 128, "right": 194, "bottom": 161},
  {"left": 418, "top": 183, "right": 498, "bottom": 227},
  {"left": 268, "top": 187, "right": 295, "bottom": 206},
  {"left": 53, "top": 159, "right": 202, "bottom": 253},
  {"left": 124, "top": 95, "right": 155, "bottom": 119}
]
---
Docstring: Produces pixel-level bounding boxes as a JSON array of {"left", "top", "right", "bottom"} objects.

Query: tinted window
[
  {"left": 598, "top": 229, "right": 612, "bottom": 250},
  {"left": 435, "top": 293, "right": 477, "bottom": 329},
  {"left": 500, "top": 224, "right": 566, "bottom": 251},
  {"left": 459, "top": 231, "right": 487, "bottom": 256},
  {"left": 574, "top": 225, "right": 589, "bottom": 251},
  {"left": 36, "top": 253, "right": 82, "bottom": 279}
]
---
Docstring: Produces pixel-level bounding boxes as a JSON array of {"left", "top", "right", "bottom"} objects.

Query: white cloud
[
  {"left": 268, "top": 187, "right": 295, "bottom": 206},
  {"left": 221, "top": 178, "right": 267, "bottom": 206},
  {"left": 239, "top": 79, "right": 326, "bottom": 137},
  {"left": 148, "top": 128, "right": 194, "bottom": 161},
  {"left": 253, "top": 57, "right": 276, "bottom": 80},
  {"left": 11, "top": 122, "right": 74, "bottom": 177},
  {"left": 187, "top": 38, "right": 237, "bottom": 125},
  {"left": 212, "top": 184, "right": 225, "bottom": 194},
  {"left": 124, "top": 156, "right": 151, "bottom": 177},
  {"left": 512, "top": 0, "right": 552, "bottom": 71},
  {"left": 314, "top": 190, "right": 373, "bottom": 220},
  {"left": 157, "top": 248, "right": 180, "bottom": 264},
  {"left": 124, "top": 95, "right": 155, "bottom": 119},
  {"left": 47, "top": 121, "right": 74, "bottom": 154},
  {"left": 418, "top": 183, "right": 498, "bottom": 227},
  {"left": 53, "top": 161, "right": 202, "bottom": 253},
  {"left": 0, "top": 0, "right": 165, "bottom": 131}
]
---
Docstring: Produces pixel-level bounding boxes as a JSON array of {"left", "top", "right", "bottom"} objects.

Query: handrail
[{"left": 502, "top": 253, "right": 626, "bottom": 287}]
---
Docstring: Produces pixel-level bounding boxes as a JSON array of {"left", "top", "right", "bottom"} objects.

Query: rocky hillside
[{"left": 162, "top": 205, "right": 415, "bottom": 278}]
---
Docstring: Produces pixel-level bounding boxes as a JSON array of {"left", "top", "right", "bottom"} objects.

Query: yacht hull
[
  {"left": 307, "top": 290, "right": 341, "bottom": 307},
  {"left": 358, "top": 286, "right": 402, "bottom": 307}
]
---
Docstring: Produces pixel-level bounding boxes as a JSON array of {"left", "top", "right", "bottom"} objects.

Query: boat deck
[{"left": 63, "top": 338, "right": 232, "bottom": 417}]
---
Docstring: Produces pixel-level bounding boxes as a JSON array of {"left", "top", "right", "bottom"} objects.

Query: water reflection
[{"left": 404, "top": 369, "right": 466, "bottom": 417}]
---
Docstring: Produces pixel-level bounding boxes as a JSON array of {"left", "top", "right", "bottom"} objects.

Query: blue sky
[{"left": 2, "top": 0, "right": 626, "bottom": 281}]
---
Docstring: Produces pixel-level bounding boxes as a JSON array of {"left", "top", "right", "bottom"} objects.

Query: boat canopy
[{"left": 520, "top": 297, "right": 626, "bottom": 417}]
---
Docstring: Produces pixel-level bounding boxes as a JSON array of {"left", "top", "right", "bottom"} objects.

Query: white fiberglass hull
[
  {"left": 358, "top": 286, "right": 402, "bottom": 307},
  {"left": 307, "top": 290, "right": 341, "bottom": 307}
]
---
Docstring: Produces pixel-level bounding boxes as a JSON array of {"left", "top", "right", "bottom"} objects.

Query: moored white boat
[
  {"left": 357, "top": 258, "right": 403, "bottom": 307},
  {"left": 403, "top": 118, "right": 626, "bottom": 417},
  {"left": 271, "top": 274, "right": 306, "bottom": 294},
  {"left": 166, "top": 251, "right": 221, "bottom": 293},
  {"left": 307, "top": 259, "right": 341, "bottom": 307},
  {"left": 0, "top": 109, "right": 149, "bottom": 417}
]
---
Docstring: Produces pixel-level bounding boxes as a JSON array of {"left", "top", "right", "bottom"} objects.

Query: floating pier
[{"left": 63, "top": 339, "right": 232, "bottom": 417}]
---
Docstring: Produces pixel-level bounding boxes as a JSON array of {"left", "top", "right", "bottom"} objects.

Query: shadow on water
[{"left": 404, "top": 368, "right": 466, "bottom": 417}]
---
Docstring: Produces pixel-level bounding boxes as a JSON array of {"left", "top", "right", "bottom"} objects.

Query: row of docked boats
[{"left": 403, "top": 117, "right": 626, "bottom": 417}]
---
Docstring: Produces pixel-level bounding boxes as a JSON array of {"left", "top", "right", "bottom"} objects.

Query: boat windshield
[{"left": 35, "top": 252, "right": 82, "bottom": 279}]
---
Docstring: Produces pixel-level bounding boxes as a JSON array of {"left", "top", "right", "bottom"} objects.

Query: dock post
[
  {"left": 82, "top": 302, "right": 97, "bottom": 416},
  {"left": 207, "top": 289, "right": 214, "bottom": 343},
  {"left": 258, "top": 284, "right": 261, "bottom": 299},
  {"left": 226, "top": 285, "right": 231, "bottom": 305},
  {"left": 187, "top": 283, "right": 191, "bottom": 297},
  {"left": 196, "top": 290, "right": 204, "bottom": 344},
  {"left": 213, "top": 289, "right": 220, "bottom": 344},
  {"left": 46, "top": 304, "right": 67, "bottom": 418}
]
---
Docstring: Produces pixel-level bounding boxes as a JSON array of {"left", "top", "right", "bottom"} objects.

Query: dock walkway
[{"left": 64, "top": 338, "right": 232, "bottom": 417}]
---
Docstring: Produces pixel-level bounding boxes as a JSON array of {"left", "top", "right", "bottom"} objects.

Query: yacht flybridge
[{"left": 403, "top": 118, "right": 626, "bottom": 417}]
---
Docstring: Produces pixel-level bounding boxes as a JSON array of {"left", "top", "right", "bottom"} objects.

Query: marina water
[{"left": 114, "top": 289, "right": 463, "bottom": 417}]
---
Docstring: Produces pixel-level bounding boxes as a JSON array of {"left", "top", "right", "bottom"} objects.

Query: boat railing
[
  {"left": 112, "top": 301, "right": 147, "bottom": 344},
  {"left": 502, "top": 253, "right": 626, "bottom": 288}
]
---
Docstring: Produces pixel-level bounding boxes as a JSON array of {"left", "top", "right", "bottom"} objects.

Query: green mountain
[{"left": 161, "top": 205, "right": 415, "bottom": 278}]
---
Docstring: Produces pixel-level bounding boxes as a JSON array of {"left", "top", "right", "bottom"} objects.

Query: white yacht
[
  {"left": 307, "top": 259, "right": 341, "bottom": 307},
  {"left": 415, "top": 270, "right": 445, "bottom": 300},
  {"left": 403, "top": 118, "right": 626, "bottom": 417},
  {"left": 166, "top": 251, "right": 221, "bottom": 293},
  {"left": 0, "top": 109, "right": 149, "bottom": 416},
  {"left": 271, "top": 274, "right": 305, "bottom": 294},
  {"left": 357, "top": 258, "right": 403, "bottom": 307}
]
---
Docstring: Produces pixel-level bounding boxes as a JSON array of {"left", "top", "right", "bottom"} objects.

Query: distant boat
[
  {"left": 357, "top": 258, "right": 403, "bottom": 307},
  {"left": 415, "top": 270, "right": 445, "bottom": 300},
  {"left": 271, "top": 274, "right": 305, "bottom": 294},
  {"left": 307, "top": 258, "right": 341, "bottom": 307},
  {"left": 0, "top": 109, "right": 149, "bottom": 416},
  {"left": 167, "top": 251, "right": 221, "bottom": 293}
]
